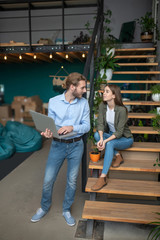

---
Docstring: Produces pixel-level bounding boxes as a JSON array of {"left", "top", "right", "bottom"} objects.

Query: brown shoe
[
  {"left": 91, "top": 177, "right": 108, "bottom": 191},
  {"left": 112, "top": 154, "right": 124, "bottom": 168}
]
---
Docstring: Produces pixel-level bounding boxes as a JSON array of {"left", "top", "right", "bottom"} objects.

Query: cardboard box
[
  {"left": 12, "top": 95, "right": 43, "bottom": 118},
  {"left": 0, "top": 117, "right": 13, "bottom": 126},
  {"left": 0, "top": 104, "right": 12, "bottom": 118},
  {"left": 11, "top": 102, "right": 24, "bottom": 118},
  {"left": 14, "top": 96, "right": 27, "bottom": 102}
]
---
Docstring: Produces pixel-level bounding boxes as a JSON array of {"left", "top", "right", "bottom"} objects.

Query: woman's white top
[{"left": 106, "top": 105, "right": 116, "bottom": 132}]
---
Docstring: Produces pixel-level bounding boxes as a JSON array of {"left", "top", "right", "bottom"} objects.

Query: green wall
[{"left": 0, "top": 60, "right": 85, "bottom": 104}]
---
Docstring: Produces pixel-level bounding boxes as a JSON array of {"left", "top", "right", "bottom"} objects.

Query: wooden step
[
  {"left": 109, "top": 80, "right": 160, "bottom": 83},
  {"left": 121, "top": 90, "right": 151, "bottom": 94},
  {"left": 91, "top": 142, "right": 160, "bottom": 152},
  {"left": 82, "top": 201, "right": 160, "bottom": 224},
  {"left": 115, "top": 55, "right": 156, "bottom": 59},
  {"left": 128, "top": 113, "right": 156, "bottom": 119},
  {"left": 125, "top": 142, "right": 160, "bottom": 152},
  {"left": 99, "top": 90, "right": 151, "bottom": 94},
  {"left": 89, "top": 159, "right": 160, "bottom": 172},
  {"left": 129, "top": 126, "right": 159, "bottom": 134},
  {"left": 116, "top": 48, "right": 156, "bottom": 52},
  {"left": 123, "top": 101, "right": 160, "bottom": 106},
  {"left": 114, "top": 71, "right": 160, "bottom": 74},
  {"left": 86, "top": 178, "right": 160, "bottom": 196},
  {"left": 118, "top": 63, "right": 158, "bottom": 66}
]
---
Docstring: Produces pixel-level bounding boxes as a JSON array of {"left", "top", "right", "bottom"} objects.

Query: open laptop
[{"left": 29, "top": 110, "right": 77, "bottom": 139}]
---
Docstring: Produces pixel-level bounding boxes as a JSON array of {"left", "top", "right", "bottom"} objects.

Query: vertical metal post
[
  {"left": 82, "top": 134, "right": 87, "bottom": 192},
  {"left": 28, "top": 3, "right": 32, "bottom": 51},
  {"left": 81, "top": 0, "right": 104, "bottom": 193},
  {"left": 156, "top": 0, "right": 160, "bottom": 79},
  {"left": 62, "top": 0, "right": 65, "bottom": 50}
]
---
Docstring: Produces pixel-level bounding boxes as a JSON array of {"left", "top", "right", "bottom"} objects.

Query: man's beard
[{"left": 72, "top": 89, "right": 82, "bottom": 99}]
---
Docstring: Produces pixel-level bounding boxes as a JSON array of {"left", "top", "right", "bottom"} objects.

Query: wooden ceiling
[{"left": 0, "top": 51, "right": 88, "bottom": 63}]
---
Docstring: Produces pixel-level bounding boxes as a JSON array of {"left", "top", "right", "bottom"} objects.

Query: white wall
[
  {"left": 104, "top": 0, "right": 152, "bottom": 42},
  {"left": 0, "top": 0, "right": 152, "bottom": 44}
]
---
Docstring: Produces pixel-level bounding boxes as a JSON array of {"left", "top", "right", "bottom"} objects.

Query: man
[{"left": 31, "top": 72, "right": 90, "bottom": 226}]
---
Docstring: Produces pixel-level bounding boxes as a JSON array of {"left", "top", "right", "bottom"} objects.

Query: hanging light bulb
[
  {"left": 49, "top": 53, "right": 53, "bottom": 59},
  {"left": 82, "top": 53, "right": 85, "bottom": 58},
  {"left": 65, "top": 54, "right": 69, "bottom": 59},
  {"left": 19, "top": 54, "right": 22, "bottom": 60},
  {"left": 33, "top": 54, "right": 36, "bottom": 59},
  {"left": 4, "top": 55, "right": 7, "bottom": 60}
]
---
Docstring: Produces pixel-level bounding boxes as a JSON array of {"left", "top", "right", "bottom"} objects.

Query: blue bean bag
[
  {"left": 0, "top": 136, "right": 15, "bottom": 160},
  {"left": 5, "top": 121, "right": 42, "bottom": 152},
  {"left": 0, "top": 123, "right": 6, "bottom": 136}
]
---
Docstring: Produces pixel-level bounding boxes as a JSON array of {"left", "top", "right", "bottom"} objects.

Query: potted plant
[
  {"left": 88, "top": 128, "right": 101, "bottom": 163},
  {"left": 96, "top": 50, "right": 120, "bottom": 81},
  {"left": 136, "top": 12, "right": 156, "bottom": 42},
  {"left": 150, "top": 84, "right": 160, "bottom": 102},
  {"left": 73, "top": 31, "right": 90, "bottom": 44}
]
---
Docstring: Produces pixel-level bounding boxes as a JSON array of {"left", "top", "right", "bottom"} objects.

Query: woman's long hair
[{"left": 104, "top": 84, "right": 128, "bottom": 113}]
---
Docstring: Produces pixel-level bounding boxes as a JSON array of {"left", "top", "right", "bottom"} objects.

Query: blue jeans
[
  {"left": 94, "top": 132, "right": 133, "bottom": 175},
  {"left": 41, "top": 139, "right": 84, "bottom": 212}
]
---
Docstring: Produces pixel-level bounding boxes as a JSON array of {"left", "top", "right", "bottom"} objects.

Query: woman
[{"left": 91, "top": 84, "right": 133, "bottom": 191}]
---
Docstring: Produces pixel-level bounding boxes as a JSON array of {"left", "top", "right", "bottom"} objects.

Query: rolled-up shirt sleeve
[{"left": 73, "top": 101, "right": 90, "bottom": 134}]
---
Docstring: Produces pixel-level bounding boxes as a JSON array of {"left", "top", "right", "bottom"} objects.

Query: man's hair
[{"left": 65, "top": 72, "right": 86, "bottom": 90}]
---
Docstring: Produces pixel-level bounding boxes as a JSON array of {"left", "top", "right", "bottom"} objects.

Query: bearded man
[{"left": 31, "top": 72, "right": 90, "bottom": 226}]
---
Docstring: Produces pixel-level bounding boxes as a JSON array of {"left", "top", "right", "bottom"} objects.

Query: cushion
[
  {"left": 0, "top": 136, "right": 15, "bottom": 160},
  {"left": 5, "top": 121, "right": 42, "bottom": 152}
]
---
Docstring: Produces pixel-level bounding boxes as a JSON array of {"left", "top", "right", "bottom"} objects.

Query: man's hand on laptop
[
  {"left": 41, "top": 128, "right": 53, "bottom": 138},
  {"left": 58, "top": 126, "right": 73, "bottom": 135}
]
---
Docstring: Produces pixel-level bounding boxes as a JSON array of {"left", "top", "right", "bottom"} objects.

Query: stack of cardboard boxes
[
  {"left": 0, "top": 104, "right": 12, "bottom": 125},
  {"left": 0, "top": 95, "right": 43, "bottom": 126}
]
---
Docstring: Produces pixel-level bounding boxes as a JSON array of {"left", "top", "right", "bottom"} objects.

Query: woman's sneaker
[{"left": 31, "top": 208, "right": 47, "bottom": 222}]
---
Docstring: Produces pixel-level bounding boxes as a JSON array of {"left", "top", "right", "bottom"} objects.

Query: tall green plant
[
  {"left": 85, "top": 9, "right": 112, "bottom": 38},
  {"left": 136, "top": 12, "right": 156, "bottom": 33}
]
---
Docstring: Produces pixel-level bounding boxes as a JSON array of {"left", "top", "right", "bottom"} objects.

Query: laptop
[{"left": 29, "top": 110, "right": 77, "bottom": 139}]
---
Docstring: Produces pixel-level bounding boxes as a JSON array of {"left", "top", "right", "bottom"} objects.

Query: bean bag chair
[
  {"left": 0, "top": 123, "right": 6, "bottom": 137},
  {"left": 0, "top": 136, "right": 15, "bottom": 160},
  {"left": 5, "top": 121, "right": 42, "bottom": 152}
]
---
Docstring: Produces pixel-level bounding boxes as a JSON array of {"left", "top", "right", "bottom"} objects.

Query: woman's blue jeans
[
  {"left": 94, "top": 132, "right": 133, "bottom": 175},
  {"left": 41, "top": 139, "right": 84, "bottom": 212}
]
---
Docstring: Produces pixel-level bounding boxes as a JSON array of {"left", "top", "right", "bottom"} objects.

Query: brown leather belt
[{"left": 53, "top": 136, "right": 82, "bottom": 143}]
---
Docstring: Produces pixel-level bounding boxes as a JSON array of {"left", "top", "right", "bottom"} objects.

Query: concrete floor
[{"left": 0, "top": 139, "right": 155, "bottom": 240}]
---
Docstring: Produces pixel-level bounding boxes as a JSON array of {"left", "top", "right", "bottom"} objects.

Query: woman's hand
[
  {"left": 41, "top": 128, "right": 53, "bottom": 138},
  {"left": 97, "top": 139, "right": 105, "bottom": 151}
]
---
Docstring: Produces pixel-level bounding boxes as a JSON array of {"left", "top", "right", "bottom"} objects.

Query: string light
[
  {"left": 82, "top": 53, "right": 85, "bottom": 58},
  {"left": 33, "top": 54, "right": 37, "bottom": 59},
  {"left": 49, "top": 53, "right": 53, "bottom": 59},
  {"left": 19, "top": 55, "right": 22, "bottom": 60},
  {"left": 65, "top": 54, "right": 69, "bottom": 59},
  {"left": 4, "top": 55, "right": 7, "bottom": 60}
]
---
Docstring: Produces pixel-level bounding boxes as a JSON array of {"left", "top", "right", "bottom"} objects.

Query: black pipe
[{"left": 28, "top": 3, "right": 32, "bottom": 52}]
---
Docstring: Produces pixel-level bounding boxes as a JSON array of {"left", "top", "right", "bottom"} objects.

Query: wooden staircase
[{"left": 82, "top": 46, "right": 160, "bottom": 238}]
